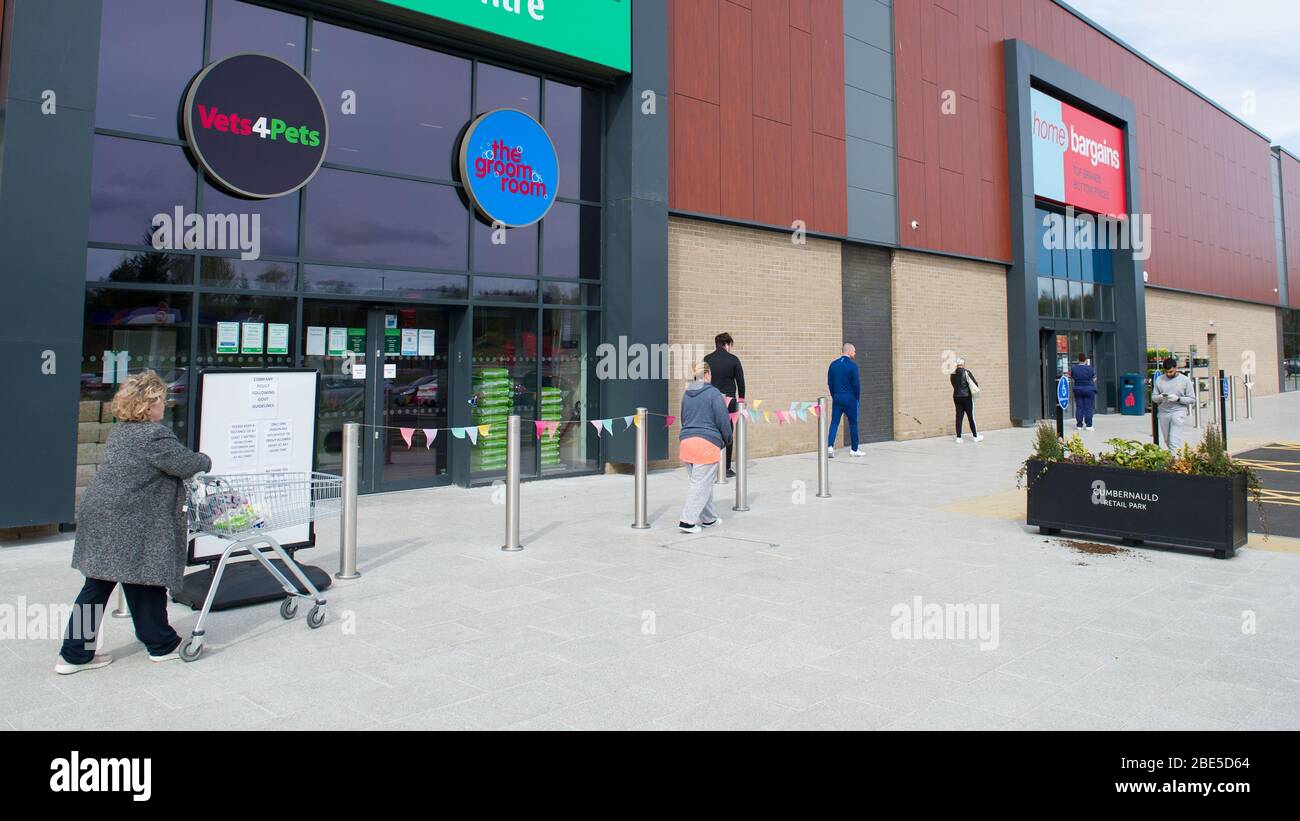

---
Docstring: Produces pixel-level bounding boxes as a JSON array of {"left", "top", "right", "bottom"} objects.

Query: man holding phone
[{"left": 1151, "top": 357, "right": 1195, "bottom": 451}]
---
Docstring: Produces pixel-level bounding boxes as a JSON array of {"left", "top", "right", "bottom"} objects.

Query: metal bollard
[
  {"left": 502, "top": 414, "right": 522, "bottom": 551},
  {"left": 1229, "top": 377, "right": 1237, "bottom": 422},
  {"left": 336, "top": 422, "right": 361, "bottom": 580},
  {"left": 1191, "top": 375, "right": 1200, "bottom": 428},
  {"left": 733, "top": 401, "right": 749, "bottom": 512},
  {"left": 1244, "top": 375, "right": 1253, "bottom": 419},
  {"left": 816, "top": 397, "right": 831, "bottom": 498},
  {"left": 631, "top": 407, "right": 649, "bottom": 529},
  {"left": 111, "top": 585, "right": 129, "bottom": 618}
]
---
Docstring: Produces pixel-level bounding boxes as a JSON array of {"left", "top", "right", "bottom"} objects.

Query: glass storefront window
[
  {"left": 542, "top": 281, "right": 599, "bottom": 306},
  {"left": 81, "top": 288, "right": 192, "bottom": 440},
  {"left": 1037, "top": 277, "right": 1054, "bottom": 318},
  {"left": 1081, "top": 281, "right": 1098, "bottom": 320},
  {"left": 202, "top": 181, "right": 300, "bottom": 258},
  {"left": 87, "top": 247, "right": 193, "bottom": 285},
  {"left": 303, "top": 169, "right": 468, "bottom": 269},
  {"left": 545, "top": 80, "right": 603, "bottom": 202},
  {"left": 1099, "top": 285, "right": 1114, "bottom": 322},
  {"left": 473, "top": 219, "right": 538, "bottom": 276},
  {"left": 542, "top": 202, "right": 601, "bottom": 278},
  {"left": 472, "top": 308, "right": 539, "bottom": 480},
  {"left": 95, "top": 0, "right": 204, "bottom": 138},
  {"left": 302, "top": 302, "right": 367, "bottom": 477},
  {"left": 541, "top": 310, "right": 599, "bottom": 473},
  {"left": 309, "top": 21, "right": 470, "bottom": 179},
  {"left": 1067, "top": 280, "right": 1083, "bottom": 319},
  {"left": 209, "top": 0, "right": 306, "bottom": 67},
  {"left": 302, "top": 265, "right": 468, "bottom": 299},
  {"left": 473, "top": 277, "right": 538, "bottom": 302},
  {"left": 195, "top": 294, "right": 296, "bottom": 369},
  {"left": 201, "top": 258, "right": 297, "bottom": 290},
  {"left": 89, "top": 137, "right": 197, "bottom": 246},
  {"left": 476, "top": 63, "right": 540, "bottom": 118}
]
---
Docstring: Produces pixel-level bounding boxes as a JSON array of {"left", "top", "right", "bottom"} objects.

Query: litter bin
[{"left": 1119, "top": 372, "right": 1145, "bottom": 415}]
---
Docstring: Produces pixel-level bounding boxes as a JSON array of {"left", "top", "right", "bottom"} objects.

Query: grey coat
[{"left": 72, "top": 422, "right": 211, "bottom": 590}]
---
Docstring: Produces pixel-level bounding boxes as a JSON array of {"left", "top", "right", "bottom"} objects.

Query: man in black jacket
[{"left": 703, "top": 332, "right": 746, "bottom": 478}]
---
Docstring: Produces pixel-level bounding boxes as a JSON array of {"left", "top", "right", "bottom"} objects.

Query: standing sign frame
[{"left": 188, "top": 368, "right": 321, "bottom": 566}]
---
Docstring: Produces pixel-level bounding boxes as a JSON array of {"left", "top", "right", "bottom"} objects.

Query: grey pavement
[{"left": 3, "top": 393, "right": 1299, "bottom": 731}]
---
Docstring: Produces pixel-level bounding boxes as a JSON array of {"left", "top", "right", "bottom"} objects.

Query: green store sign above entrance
[{"left": 373, "top": 0, "right": 631, "bottom": 73}]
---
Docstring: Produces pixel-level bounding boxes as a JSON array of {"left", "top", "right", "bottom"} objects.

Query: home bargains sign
[
  {"left": 458, "top": 109, "right": 559, "bottom": 228},
  {"left": 1030, "top": 88, "right": 1126, "bottom": 216}
]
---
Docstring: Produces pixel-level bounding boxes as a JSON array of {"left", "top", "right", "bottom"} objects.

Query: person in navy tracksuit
[
  {"left": 1069, "top": 353, "right": 1098, "bottom": 430},
  {"left": 827, "top": 343, "right": 863, "bottom": 458}
]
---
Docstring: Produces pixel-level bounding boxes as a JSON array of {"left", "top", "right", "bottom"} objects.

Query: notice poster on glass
[
  {"left": 193, "top": 369, "right": 320, "bottom": 563},
  {"left": 307, "top": 326, "right": 327, "bottom": 356},
  {"left": 216, "top": 322, "right": 240, "bottom": 354},
  {"left": 401, "top": 329, "right": 418, "bottom": 356},
  {"left": 267, "top": 323, "right": 290, "bottom": 355},
  {"left": 327, "top": 327, "right": 347, "bottom": 356},
  {"left": 418, "top": 329, "right": 436, "bottom": 356},
  {"left": 241, "top": 322, "right": 264, "bottom": 355}
]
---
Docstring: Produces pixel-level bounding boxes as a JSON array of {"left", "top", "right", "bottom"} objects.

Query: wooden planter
[{"left": 1025, "top": 460, "right": 1248, "bottom": 559}]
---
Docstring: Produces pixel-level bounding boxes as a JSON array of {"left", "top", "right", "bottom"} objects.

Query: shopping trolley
[{"left": 181, "top": 471, "right": 342, "bottom": 662}]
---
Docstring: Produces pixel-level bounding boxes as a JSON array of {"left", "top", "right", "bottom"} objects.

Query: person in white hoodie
[{"left": 1151, "top": 357, "right": 1195, "bottom": 451}]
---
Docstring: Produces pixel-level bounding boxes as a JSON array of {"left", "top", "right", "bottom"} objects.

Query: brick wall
[
  {"left": 891, "top": 250, "right": 1011, "bottom": 439},
  {"left": 1145, "top": 289, "right": 1280, "bottom": 395},
  {"left": 664, "top": 216, "right": 842, "bottom": 464}
]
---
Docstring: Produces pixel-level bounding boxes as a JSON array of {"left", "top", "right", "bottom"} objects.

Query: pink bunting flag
[
  {"left": 665, "top": 415, "right": 677, "bottom": 429},
  {"left": 809, "top": 404, "right": 820, "bottom": 418},
  {"left": 534, "top": 420, "right": 546, "bottom": 439},
  {"left": 546, "top": 421, "right": 560, "bottom": 439},
  {"left": 399, "top": 428, "right": 415, "bottom": 448},
  {"left": 729, "top": 412, "right": 738, "bottom": 424},
  {"left": 591, "top": 419, "right": 605, "bottom": 436},
  {"left": 423, "top": 429, "right": 438, "bottom": 448}
]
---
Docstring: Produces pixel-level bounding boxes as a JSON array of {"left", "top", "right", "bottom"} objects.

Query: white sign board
[{"left": 194, "top": 370, "right": 318, "bottom": 562}]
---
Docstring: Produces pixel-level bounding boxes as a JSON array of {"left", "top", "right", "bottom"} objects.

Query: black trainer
[{"left": 678, "top": 521, "right": 701, "bottom": 534}]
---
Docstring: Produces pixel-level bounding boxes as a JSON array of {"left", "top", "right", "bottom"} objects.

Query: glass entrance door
[
  {"left": 303, "top": 301, "right": 451, "bottom": 493},
  {"left": 366, "top": 307, "right": 451, "bottom": 491}
]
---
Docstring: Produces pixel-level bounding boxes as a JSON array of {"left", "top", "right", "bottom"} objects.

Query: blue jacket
[
  {"left": 1070, "top": 363, "right": 1097, "bottom": 395},
  {"left": 828, "top": 356, "right": 860, "bottom": 399}
]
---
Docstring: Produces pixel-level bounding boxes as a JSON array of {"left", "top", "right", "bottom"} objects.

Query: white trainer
[
  {"left": 974, "top": 434, "right": 984, "bottom": 442},
  {"left": 54, "top": 653, "right": 114, "bottom": 675},
  {"left": 954, "top": 436, "right": 963, "bottom": 443},
  {"left": 850, "top": 449, "right": 865, "bottom": 457},
  {"left": 827, "top": 447, "right": 835, "bottom": 458},
  {"left": 149, "top": 651, "right": 181, "bottom": 663}
]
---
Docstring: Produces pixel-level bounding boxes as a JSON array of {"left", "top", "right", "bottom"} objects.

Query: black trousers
[
  {"left": 954, "top": 396, "right": 978, "bottom": 436},
  {"left": 60, "top": 576, "right": 181, "bottom": 664}
]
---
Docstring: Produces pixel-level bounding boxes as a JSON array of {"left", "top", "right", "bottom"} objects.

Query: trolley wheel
[
  {"left": 180, "top": 637, "right": 204, "bottom": 662},
  {"left": 279, "top": 597, "right": 299, "bottom": 620},
  {"left": 307, "top": 605, "right": 326, "bottom": 629}
]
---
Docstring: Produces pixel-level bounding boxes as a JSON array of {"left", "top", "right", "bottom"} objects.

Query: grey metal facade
[
  {"left": 843, "top": 0, "right": 898, "bottom": 246},
  {"left": 840, "top": 243, "right": 894, "bottom": 443}
]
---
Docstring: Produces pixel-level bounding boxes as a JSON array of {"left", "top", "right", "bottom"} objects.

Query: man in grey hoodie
[
  {"left": 1152, "top": 357, "right": 1195, "bottom": 451},
  {"left": 677, "top": 362, "right": 734, "bottom": 533}
]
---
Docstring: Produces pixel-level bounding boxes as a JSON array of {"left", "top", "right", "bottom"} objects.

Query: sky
[{"left": 1065, "top": 0, "right": 1300, "bottom": 153}]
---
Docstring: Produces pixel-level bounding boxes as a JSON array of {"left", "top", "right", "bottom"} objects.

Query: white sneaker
[
  {"left": 54, "top": 653, "right": 114, "bottom": 675},
  {"left": 849, "top": 449, "right": 865, "bottom": 457},
  {"left": 974, "top": 434, "right": 984, "bottom": 442},
  {"left": 827, "top": 447, "right": 835, "bottom": 458},
  {"left": 954, "top": 436, "right": 963, "bottom": 443},
  {"left": 1086, "top": 426, "right": 1095, "bottom": 432},
  {"left": 149, "top": 651, "right": 180, "bottom": 663}
]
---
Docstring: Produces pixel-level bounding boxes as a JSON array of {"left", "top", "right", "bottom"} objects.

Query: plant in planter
[{"left": 1018, "top": 424, "right": 1264, "bottom": 558}]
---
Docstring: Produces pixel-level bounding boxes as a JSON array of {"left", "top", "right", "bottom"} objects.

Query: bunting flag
[
  {"left": 450, "top": 427, "right": 466, "bottom": 439},
  {"left": 478, "top": 424, "right": 491, "bottom": 437},
  {"left": 665, "top": 415, "right": 677, "bottom": 428},
  {"left": 423, "top": 429, "right": 438, "bottom": 448},
  {"left": 753, "top": 399, "right": 763, "bottom": 410},
  {"left": 796, "top": 408, "right": 808, "bottom": 422},
  {"left": 749, "top": 409, "right": 760, "bottom": 423},
  {"left": 809, "top": 404, "right": 820, "bottom": 418},
  {"left": 466, "top": 427, "right": 480, "bottom": 445},
  {"left": 763, "top": 410, "right": 772, "bottom": 424},
  {"left": 591, "top": 419, "right": 605, "bottom": 436},
  {"left": 729, "top": 412, "right": 739, "bottom": 425},
  {"left": 623, "top": 415, "right": 634, "bottom": 431},
  {"left": 633, "top": 413, "right": 642, "bottom": 429},
  {"left": 546, "top": 421, "right": 560, "bottom": 439},
  {"left": 399, "top": 428, "right": 415, "bottom": 448},
  {"left": 534, "top": 420, "right": 547, "bottom": 439}
]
